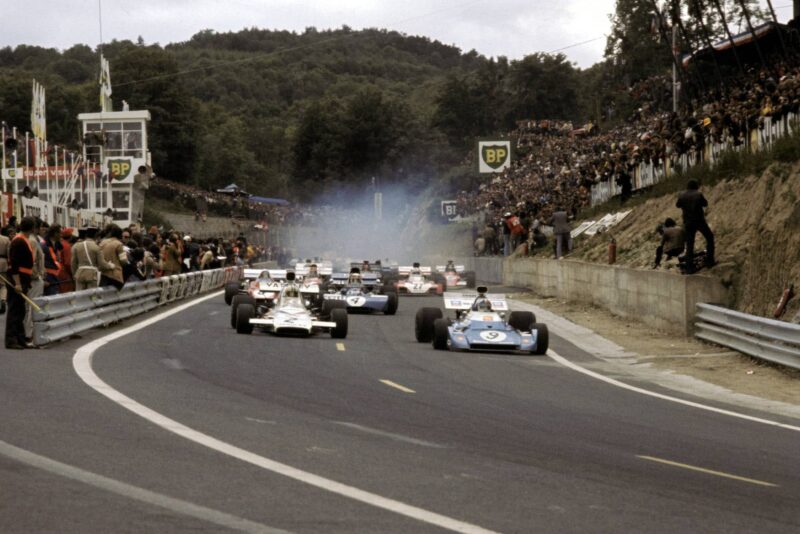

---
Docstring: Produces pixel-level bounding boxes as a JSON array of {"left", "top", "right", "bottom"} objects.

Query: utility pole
[{"left": 673, "top": 24, "right": 679, "bottom": 113}]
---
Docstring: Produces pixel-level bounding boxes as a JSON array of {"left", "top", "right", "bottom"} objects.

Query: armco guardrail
[
  {"left": 695, "top": 303, "right": 800, "bottom": 370},
  {"left": 31, "top": 266, "right": 245, "bottom": 346}
]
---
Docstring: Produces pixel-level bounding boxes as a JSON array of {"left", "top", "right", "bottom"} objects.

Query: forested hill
[{"left": 0, "top": 27, "right": 591, "bottom": 198}]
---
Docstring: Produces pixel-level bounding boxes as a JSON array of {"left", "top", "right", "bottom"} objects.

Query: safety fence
[
  {"left": 695, "top": 303, "right": 800, "bottom": 371},
  {"left": 31, "top": 266, "right": 244, "bottom": 346},
  {"left": 590, "top": 112, "right": 799, "bottom": 206}
]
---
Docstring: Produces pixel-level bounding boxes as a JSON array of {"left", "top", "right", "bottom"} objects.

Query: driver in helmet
[
  {"left": 411, "top": 262, "right": 422, "bottom": 275},
  {"left": 361, "top": 261, "right": 371, "bottom": 273},
  {"left": 472, "top": 296, "right": 493, "bottom": 312},
  {"left": 445, "top": 260, "right": 456, "bottom": 273},
  {"left": 348, "top": 270, "right": 362, "bottom": 286},
  {"left": 307, "top": 264, "right": 319, "bottom": 278}
]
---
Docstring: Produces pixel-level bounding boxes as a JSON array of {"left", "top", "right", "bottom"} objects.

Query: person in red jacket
[{"left": 58, "top": 227, "right": 75, "bottom": 293}]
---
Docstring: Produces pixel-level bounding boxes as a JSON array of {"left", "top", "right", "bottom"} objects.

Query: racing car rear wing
[
  {"left": 436, "top": 265, "right": 465, "bottom": 274},
  {"left": 295, "top": 263, "right": 333, "bottom": 276},
  {"left": 398, "top": 266, "right": 432, "bottom": 275},
  {"left": 443, "top": 292, "right": 508, "bottom": 311},
  {"left": 243, "top": 268, "right": 265, "bottom": 280}
]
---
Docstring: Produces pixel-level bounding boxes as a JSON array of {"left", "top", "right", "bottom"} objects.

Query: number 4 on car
[{"left": 415, "top": 287, "right": 548, "bottom": 355}]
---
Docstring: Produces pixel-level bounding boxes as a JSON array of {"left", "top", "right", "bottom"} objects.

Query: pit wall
[{"left": 445, "top": 257, "right": 732, "bottom": 336}]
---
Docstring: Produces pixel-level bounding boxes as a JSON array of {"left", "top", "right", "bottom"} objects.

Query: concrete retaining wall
[{"left": 503, "top": 258, "right": 732, "bottom": 335}]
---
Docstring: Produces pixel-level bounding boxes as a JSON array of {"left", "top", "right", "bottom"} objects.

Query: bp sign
[
  {"left": 107, "top": 158, "right": 133, "bottom": 182},
  {"left": 441, "top": 200, "right": 458, "bottom": 220},
  {"left": 477, "top": 140, "right": 511, "bottom": 173}
]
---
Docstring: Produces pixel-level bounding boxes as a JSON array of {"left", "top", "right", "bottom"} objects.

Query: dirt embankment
[{"left": 572, "top": 161, "right": 800, "bottom": 319}]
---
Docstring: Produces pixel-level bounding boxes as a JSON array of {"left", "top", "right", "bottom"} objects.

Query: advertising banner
[{"left": 477, "top": 140, "right": 512, "bottom": 174}]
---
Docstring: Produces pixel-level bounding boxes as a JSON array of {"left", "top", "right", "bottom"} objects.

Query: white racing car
[{"left": 234, "top": 272, "right": 348, "bottom": 338}]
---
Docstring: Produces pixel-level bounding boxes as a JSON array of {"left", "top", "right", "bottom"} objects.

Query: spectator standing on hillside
[
  {"left": 482, "top": 223, "right": 497, "bottom": 256},
  {"left": 676, "top": 180, "right": 715, "bottom": 273},
  {"left": 653, "top": 218, "right": 685, "bottom": 268},
  {"left": 502, "top": 213, "right": 513, "bottom": 256},
  {"left": 549, "top": 207, "right": 572, "bottom": 260}
]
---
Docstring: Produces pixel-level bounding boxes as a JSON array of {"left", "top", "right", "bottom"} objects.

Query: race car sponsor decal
[
  {"left": 479, "top": 331, "right": 507, "bottom": 342},
  {"left": 346, "top": 296, "right": 367, "bottom": 307}
]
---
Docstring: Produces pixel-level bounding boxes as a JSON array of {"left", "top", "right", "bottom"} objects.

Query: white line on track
[
  {"left": 0, "top": 439, "right": 285, "bottom": 534},
  {"left": 546, "top": 350, "right": 800, "bottom": 432},
  {"left": 333, "top": 422, "right": 448, "bottom": 449},
  {"left": 379, "top": 379, "right": 416, "bottom": 394},
  {"left": 174, "top": 329, "right": 192, "bottom": 336},
  {"left": 73, "top": 291, "right": 498, "bottom": 534},
  {"left": 637, "top": 455, "right": 778, "bottom": 487}
]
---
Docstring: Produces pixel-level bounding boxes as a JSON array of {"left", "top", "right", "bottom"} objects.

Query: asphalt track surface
[{"left": 1, "top": 291, "right": 799, "bottom": 533}]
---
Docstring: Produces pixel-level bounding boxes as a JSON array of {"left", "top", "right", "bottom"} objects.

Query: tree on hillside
[
  {"left": 505, "top": 53, "right": 581, "bottom": 123},
  {"left": 108, "top": 43, "right": 199, "bottom": 182}
]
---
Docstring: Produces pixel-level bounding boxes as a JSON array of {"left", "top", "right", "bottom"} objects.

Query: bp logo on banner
[
  {"left": 107, "top": 158, "right": 133, "bottom": 181},
  {"left": 477, "top": 140, "right": 511, "bottom": 173}
]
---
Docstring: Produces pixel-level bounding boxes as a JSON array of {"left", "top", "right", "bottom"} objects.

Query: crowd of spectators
[
  {"left": 1, "top": 214, "right": 301, "bottom": 348},
  {"left": 460, "top": 57, "right": 800, "bottom": 257}
]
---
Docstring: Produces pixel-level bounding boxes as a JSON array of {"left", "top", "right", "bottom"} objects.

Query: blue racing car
[
  {"left": 415, "top": 287, "right": 548, "bottom": 354},
  {"left": 322, "top": 268, "right": 398, "bottom": 315}
]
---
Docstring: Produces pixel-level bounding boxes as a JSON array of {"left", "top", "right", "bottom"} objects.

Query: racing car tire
[
  {"left": 224, "top": 282, "right": 240, "bottom": 305},
  {"left": 532, "top": 323, "right": 549, "bottom": 355},
  {"left": 231, "top": 295, "right": 256, "bottom": 328},
  {"left": 322, "top": 299, "right": 347, "bottom": 318},
  {"left": 385, "top": 291, "right": 398, "bottom": 315},
  {"left": 330, "top": 308, "right": 348, "bottom": 339},
  {"left": 432, "top": 318, "right": 449, "bottom": 350},
  {"left": 508, "top": 311, "right": 535, "bottom": 332},
  {"left": 236, "top": 304, "right": 255, "bottom": 335},
  {"left": 415, "top": 307, "right": 442, "bottom": 342},
  {"left": 464, "top": 271, "right": 477, "bottom": 288}
]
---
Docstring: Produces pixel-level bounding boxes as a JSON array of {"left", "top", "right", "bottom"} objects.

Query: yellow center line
[
  {"left": 336, "top": 343, "right": 345, "bottom": 352},
  {"left": 379, "top": 379, "right": 416, "bottom": 394},
  {"left": 637, "top": 455, "right": 779, "bottom": 488}
]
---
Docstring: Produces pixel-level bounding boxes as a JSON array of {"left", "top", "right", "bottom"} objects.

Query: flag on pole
[
  {"left": 99, "top": 54, "right": 113, "bottom": 112},
  {"left": 30, "top": 80, "right": 46, "bottom": 141}
]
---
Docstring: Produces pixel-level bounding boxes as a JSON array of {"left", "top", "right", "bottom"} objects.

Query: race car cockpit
[
  {"left": 277, "top": 285, "right": 305, "bottom": 308},
  {"left": 257, "top": 270, "right": 272, "bottom": 281},
  {"left": 471, "top": 296, "right": 493, "bottom": 312},
  {"left": 348, "top": 271, "right": 362, "bottom": 286}
]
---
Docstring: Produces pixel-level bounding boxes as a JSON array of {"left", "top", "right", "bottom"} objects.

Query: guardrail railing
[
  {"left": 31, "top": 266, "right": 247, "bottom": 346},
  {"left": 695, "top": 303, "right": 800, "bottom": 371}
]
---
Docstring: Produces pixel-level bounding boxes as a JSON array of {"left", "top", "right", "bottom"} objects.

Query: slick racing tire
[
  {"left": 508, "top": 311, "right": 535, "bottom": 332},
  {"left": 236, "top": 304, "right": 255, "bottom": 335},
  {"left": 415, "top": 307, "right": 442, "bottom": 342},
  {"left": 231, "top": 294, "right": 256, "bottom": 328},
  {"left": 322, "top": 299, "right": 347, "bottom": 318},
  {"left": 432, "top": 318, "right": 449, "bottom": 350},
  {"left": 385, "top": 291, "right": 398, "bottom": 315},
  {"left": 532, "top": 323, "right": 549, "bottom": 355},
  {"left": 224, "top": 282, "right": 240, "bottom": 305},
  {"left": 330, "top": 308, "right": 348, "bottom": 339}
]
